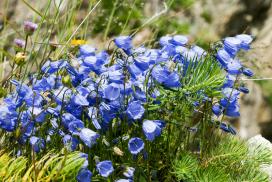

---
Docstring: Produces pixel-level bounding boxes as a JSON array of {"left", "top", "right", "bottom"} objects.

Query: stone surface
[{"left": 248, "top": 135, "right": 272, "bottom": 181}]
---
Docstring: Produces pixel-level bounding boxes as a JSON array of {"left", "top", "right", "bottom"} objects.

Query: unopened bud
[
  {"left": 113, "top": 146, "right": 124, "bottom": 156},
  {"left": 24, "top": 21, "right": 38, "bottom": 36},
  {"left": 14, "top": 52, "right": 26, "bottom": 66},
  {"left": 14, "top": 38, "right": 26, "bottom": 49},
  {"left": 62, "top": 75, "right": 72, "bottom": 86}
]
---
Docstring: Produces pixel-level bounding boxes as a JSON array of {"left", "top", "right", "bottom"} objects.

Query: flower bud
[
  {"left": 49, "top": 42, "right": 58, "bottom": 52},
  {"left": 113, "top": 146, "right": 124, "bottom": 156},
  {"left": 14, "top": 52, "right": 27, "bottom": 66},
  {"left": 24, "top": 21, "right": 38, "bottom": 35},
  {"left": 62, "top": 75, "right": 72, "bottom": 86},
  {"left": 14, "top": 38, "right": 26, "bottom": 49}
]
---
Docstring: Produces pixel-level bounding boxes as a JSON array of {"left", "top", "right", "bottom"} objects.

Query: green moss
[{"left": 201, "top": 10, "right": 213, "bottom": 24}]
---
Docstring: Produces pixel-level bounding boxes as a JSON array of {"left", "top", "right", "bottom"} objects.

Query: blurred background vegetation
[{"left": 0, "top": 0, "right": 272, "bottom": 140}]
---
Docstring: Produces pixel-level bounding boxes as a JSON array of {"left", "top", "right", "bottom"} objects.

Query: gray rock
[{"left": 248, "top": 135, "right": 272, "bottom": 181}]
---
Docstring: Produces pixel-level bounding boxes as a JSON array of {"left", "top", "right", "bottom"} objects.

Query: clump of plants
[{"left": 0, "top": 20, "right": 271, "bottom": 182}]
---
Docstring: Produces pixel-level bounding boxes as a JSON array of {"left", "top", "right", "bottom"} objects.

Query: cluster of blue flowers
[
  {"left": 0, "top": 33, "right": 253, "bottom": 181},
  {"left": 212, "top": 35, "right": 254, "bottom": 134}
]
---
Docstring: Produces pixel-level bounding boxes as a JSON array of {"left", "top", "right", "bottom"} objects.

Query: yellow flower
[{"left": 70, "top": 39, "right": 86, "bottom": 46}]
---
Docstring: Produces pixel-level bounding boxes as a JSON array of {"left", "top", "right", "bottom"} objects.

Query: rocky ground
[{"left": 1, "top": 0, "right": 272, "bottom": 139}]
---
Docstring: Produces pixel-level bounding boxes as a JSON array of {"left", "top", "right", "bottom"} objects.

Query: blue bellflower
[
  {"left": 96, "top": 160, "right": 114, "bottom": 177},
  {"left": 123, "top": 167, "right": 135, "bottom": 178},
  {"left": 223, "top": 37, "right": 242, "bottom": 57},
  {"left": 114, "top": 36, "right": 132, "bottom": 54},
  {"left": 104, "top": 83, "right": 120, "bottom": 101},
  {"left": 77, "top": 168, "right": 92, "bottom": 182},
  {"left": 128, "top": 137, "right": 144, "bottom": 155},
  {"left": 79, "top": 128, "right": 100, "bottom": 148},
  {"left": 126, "top": 101, "right": 145, "bottom": 120},
  {"left": 142, "top": 120, "right": 165, "bottom": 141},
  {"left": 0, "top": 105, "right": 17, "bottom": 132},
  {"left": 29, "top": 136, "right": 45, "bottom": 153},
  {"left": 235, "top": 34, "right": 253, "bottom": 50}
]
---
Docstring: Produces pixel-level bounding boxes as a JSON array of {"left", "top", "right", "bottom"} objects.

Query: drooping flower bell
[
  {"left": 63, "top": 134, "right": 79, "bottom": 151},
  {"left": 96, "top": 160, "right": 114, "bottom": 177},
  {"left": 0, "top": 105, "right": 17, "bottom": 132},
  {"left": 115, "top": 179, "right": 132, "bottom": 182},
  {"left": 243, "top": 67, "right": 254, "bottom": 77},
  {"left": 212, "top": 104, "right": 223, "bottom": 116},
  {"left": 169, "top": 35, "right": 188, "bottom": 46},
  {"left": 235, "top": 34, "right": 253, "bottom": 50},
  {"left": 79, "top": 45, "right": 96, "bottom": 57},
  {"left": 123, "top": 167, "right": 135, "bottom": 178},
  {"left": 126, "top": 101, "right": 145, "bottom": 120},
  {"left": 79, "top": 128, "right": 100, "bottom": 148},
  {"left": 29, "top": 136, "right": 45, "bottom": 153},
  {"left": 128, "top": 137, "right": 144, "bottom": 155},
  {"left": 216, "top": 49, "right": 231, "bottom": 67},
  {"left": 104, "top": 83, "right": 120, "bottom": 101},
  {"left": 223, "top": 37, "right": 242, "bottom": 57},
  {"left": 77, "top": 168, "right": 92, "bottom": 182},
  {"left": 114, "top": 36, "right": 132, "bottom": 55},
  {"left": 142, "top": 120, "right": 165, "bottom": 141}
]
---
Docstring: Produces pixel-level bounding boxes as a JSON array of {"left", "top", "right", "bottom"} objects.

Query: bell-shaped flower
[
  {"left": 28, "top": 107, "right": 46, "bottom": 123},
  {"left": 243, "top": 67, "right": 254, "bottom": 77},
  {"left": 128, "top": 63, "right": 143, "bottom": 79},
  {"left": 126, "top": 101, "right": 145, "bottom": 120},
  {"left": 108, "top": 70, "right": 124, "bottom": 84},
  {"left": 29, "top": 136, "right": 45, "bottom": 153},
  {"left": 219, "top": 122, "right": 237, "bottom": 135},
  {"left": 223, "top": 37, "right": 242, "bottom": 57},
  {"left": 88, "top": 107, "right": 101, "bottom": 130},
  {"left": 226, "top": 59, "right": 242, "bottom": 75},
  {"left": 235, "top": 34, "right": 253, "bottom": 50},
  {"left": 104, "top": 83, "right": 120, "bottom": 101},
  {"left": 115, "top": 179, "right": 132, "bottom": 182},
  {"left": 79, "top": 128, "right": 100, "bottom": 148},
  {"left": 225, "top": 101, "right": 240, "bottom": 117},
  {"left": 142, "top": 120, "right": 165, "bottom": 141},
  {"left": 72, "top": 94, "right": 89, "bottom": 106},
  {"left": 216, "top": 49, "right": 231, "bottom": 67},
  {"left": 134, "top": 56, "right": 150, "bottom": 71},
  {"left": 62, "top": 112, "right": 77, "bottom": 128},
  {"left": 96, "top": 160, "right": 114, "bottom": 177},
  {"left": 212, "top": 104, "right": 223, "bottom": 116},
  {"left": 68, "top": 119, "right": 84, "bottom": 135},
  {"left": 0, "top": 105, "right": 17, "bottom": 132},
  {"left": 10, "top": 80, "right": 32, "bottom": 98},
  {"left": 151, "top": 65, "right": 169, "bottom": 84},
  {"left": 77, "top": 168, "right": 92, "bottom": 182},
  {"left": 79, "top": 45, "right": 96, "bottom": 57},
  {"left": 163, "top": 72, "right": 181, "bottom": 88},
  {"left": 191, "top": 45, "right": 207, "bottom": 57},
  {"left": 222, "top": 74, "right": 236, "bottom": 88},
  {"left": 24, "top": 91, "right": 44, "bottom": 107},
  {"left": 123, "top": 167, "right": 135, "bottom": 178},
  {"left": 63, "top": 134, "right": 79, "bottom": 151},
  {"left": 238, "top": 86, "right": 249, "bottom": 94},
  {"left": 169, "top": 35, "right": 188, "bottom": 46},
  {"left": 159, "top": 36, "right": 172, "bottom": 46},
  {"left": 53, "top": 86, "right": 72, "bottom": 104},
  {"left": 33, "top": 77, "right": 52, "bottom": 92},
  {"left": 114, "top": 36, "right": 132, "bottom": 54},
  {"left": 128, "top": 137, "right": 144, "bottom": 155}
]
